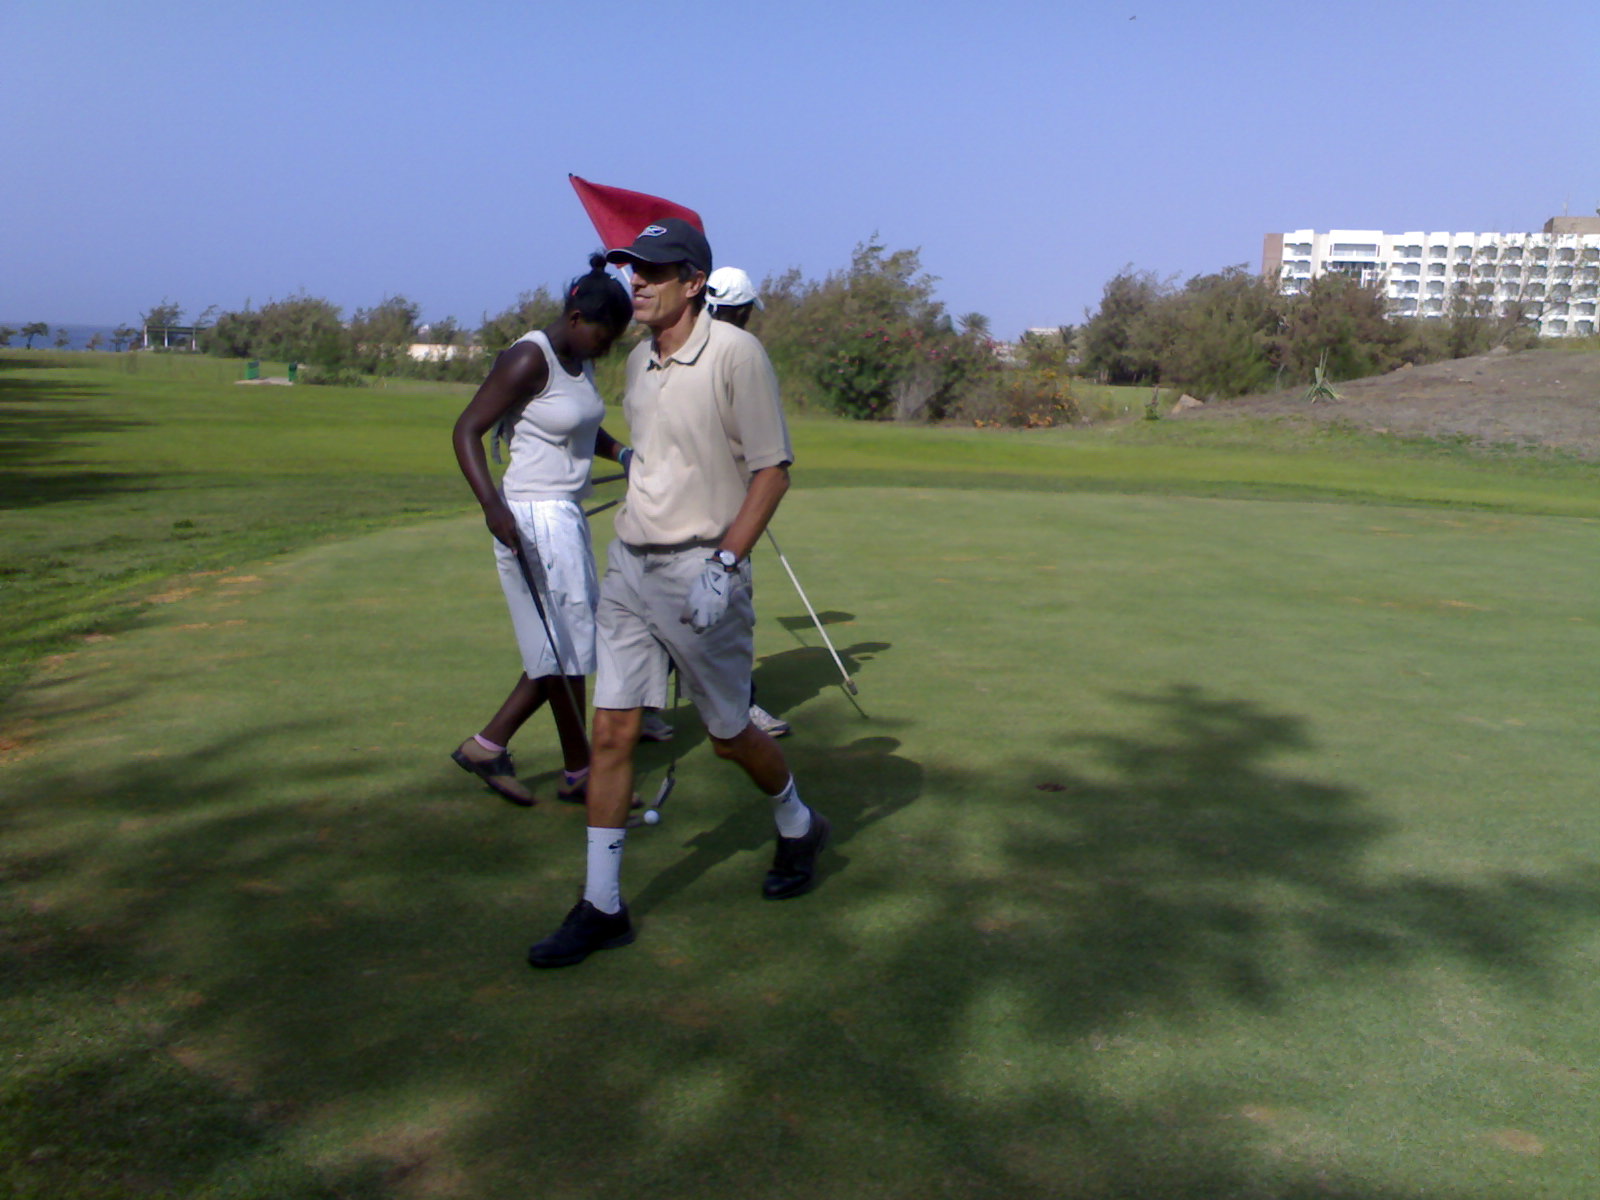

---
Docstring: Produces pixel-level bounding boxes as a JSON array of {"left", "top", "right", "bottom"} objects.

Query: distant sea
[{"left": 0, "top": 322, "right": 128, "bottom": 350}]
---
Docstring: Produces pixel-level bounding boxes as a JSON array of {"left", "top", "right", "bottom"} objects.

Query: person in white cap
[
  {"left": 705, "top": 265, "right": 762, "bottom": 329},
  {"left": 705, "top": 267, "right": 791, "bottom": 739}
]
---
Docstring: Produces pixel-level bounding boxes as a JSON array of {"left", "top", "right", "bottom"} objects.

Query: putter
[
  {"left": 628, "top": 671, "right": 679, "bottom": 828},
  {"left": 508, "top": 534, "right": 586, "bottom": 724},
  {"left": 584, "top": 468, "right": 625, "bottom": 519},
  {"left": 765, "top": 529, "right": 858, "bottom": 694}
]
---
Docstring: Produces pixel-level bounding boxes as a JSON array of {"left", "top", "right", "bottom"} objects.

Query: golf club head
[
  {"left": 652, "top": 774, "right": 676, "bottom": 810},
  {"left": 627, "top": 774, "right": 675, "bottom": 828},
  {"left": 845, "top": 678, "right": 859, "bottom": 695}
]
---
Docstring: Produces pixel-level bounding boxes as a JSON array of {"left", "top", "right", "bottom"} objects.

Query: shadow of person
[
  {"left": 529, "top": 634, "right": 888, "bottom": 799},
  {"left": 629, "top": 733, "right": 922, "bottom": 917},
  {"left": 752, "top": 640, "right": 890, "bottom": 717}
]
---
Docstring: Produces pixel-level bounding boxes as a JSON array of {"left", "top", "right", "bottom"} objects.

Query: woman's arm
[
  {"left": 451, "top": 341, "right": 547, "bottom": 547},
  {"left": 594, "top": 425, "right": 626, "bottom": 464}
]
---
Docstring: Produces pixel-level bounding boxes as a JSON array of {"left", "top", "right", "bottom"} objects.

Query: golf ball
[{"left": 642, "top": 809, "right": 660, "bottom": 825}]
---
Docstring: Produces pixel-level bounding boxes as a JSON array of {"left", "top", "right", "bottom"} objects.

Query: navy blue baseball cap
[{"left": 605, "top": 218, "right": 712, "bottom": 276}]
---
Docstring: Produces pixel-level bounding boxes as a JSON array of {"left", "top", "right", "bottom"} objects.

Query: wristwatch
[{"left": 711, "top": 549, "right": 740, "bottom": 572}]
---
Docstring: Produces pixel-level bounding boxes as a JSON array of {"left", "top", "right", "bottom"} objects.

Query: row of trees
[
  {"left": 741, "top": 246, "right": 1536, "bottom": 422},
  {"left": 176, "top": 245, "right": 999, "bottom": 407},
  {"left": 0, "top": 323, "right": 143, "bottom": 350},
  {"left": 127, "top": 251, "right": 1069, "bottom": 425},
  {"left": 196, "top": 292, "right": 558, "bottom": 380},
  {"left": 19, "top": 243, "right": 1546, "bottom": 423},
  {"left": 1076, "top": 265, "right": 1541, "bottom": 399}
]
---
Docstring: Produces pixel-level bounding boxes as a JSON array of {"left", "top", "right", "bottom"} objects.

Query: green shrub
[
  {"left": 959, "top": 366, "right": 1080, "bottom": 428},
  {"left": 297, "top": 364, "right": 368, "bottom": 387},
  {"left": 753, "top": 239, "right": 996, "bottom": 421}
]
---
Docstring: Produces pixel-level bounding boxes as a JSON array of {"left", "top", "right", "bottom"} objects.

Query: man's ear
[{"left": 685, "top": 270, "right": 708, "bottom": 299}]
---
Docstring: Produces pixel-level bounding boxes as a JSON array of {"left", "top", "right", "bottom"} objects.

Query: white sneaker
[
  {"left": 750, "top": 704, "right": 791, "bottom": 737},
  {"left": 639, "top": 711, "right": 675, "bottom": 742}
]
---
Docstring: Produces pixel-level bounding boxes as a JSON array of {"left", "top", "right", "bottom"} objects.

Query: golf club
[
  {"left": 584, "top": 468, "right": 625, "bottom": 519},
  {"left": 764, "top": 529, "right": 858, "bottom": 695},
  {"left": 508, "top": 535, "right": 586, "bottom": 728},
  {"left": 628, "top": 670, "right": 679, "bottom": 828}
]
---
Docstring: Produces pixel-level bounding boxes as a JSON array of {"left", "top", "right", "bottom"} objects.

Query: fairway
[{"left": 6, "top": 467, "right": 1600, "bottom": 1197}]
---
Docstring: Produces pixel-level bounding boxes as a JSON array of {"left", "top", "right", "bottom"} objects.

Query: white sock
[
  {"left": 769, "top": 776, "right": 811, "bottom": 839},
  {"left": 584, "top": 826, "right": 626, "bottom": 914}
]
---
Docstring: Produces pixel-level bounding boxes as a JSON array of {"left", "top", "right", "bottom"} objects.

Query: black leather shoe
[
  {"left": 762, "top": 811, "right": 831, "bottom": 900},
  {"left": 528, "top": 900, "right": 634, "bottom": 968}
]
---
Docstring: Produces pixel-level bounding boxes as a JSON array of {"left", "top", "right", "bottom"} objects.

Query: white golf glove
[{"left": 682, "top": 557, "right": 735, "bottom": 633}]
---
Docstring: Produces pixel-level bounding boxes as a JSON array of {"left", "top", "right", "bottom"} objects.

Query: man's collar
[{"left": 649, "top": 307, "right": 713, "bottom": 368}]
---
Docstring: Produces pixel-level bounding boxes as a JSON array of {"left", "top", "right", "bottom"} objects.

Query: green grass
[{"left": 5, "top": 350, "right": 1600, "bottom": 1198}]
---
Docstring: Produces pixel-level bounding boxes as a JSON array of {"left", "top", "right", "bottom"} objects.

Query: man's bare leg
[
  {"left": 586, "top": 707, "right": 641, "bottom": 828},
  {"left": 708, "top": 722, "right": 789, "bottom": 794},
  {"left": 527, "top": 706, "right": 641, "bottom": 968},
  {"left": 711, "top": 721, "right": 827, "bottom": 896}
]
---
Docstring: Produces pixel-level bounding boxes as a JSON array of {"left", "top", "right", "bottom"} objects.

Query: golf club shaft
[
  {"left": 764, "top": 529, "right": 857, "bottom": 695},
  {"left": 656, "top": 669, "right": 679, "bottom": 812},
  {"left": 509, "top": 537, "right": 587, "bottom": 726},
  {"left": 632, "top": 670, "right": 679, "bottom": 827}
]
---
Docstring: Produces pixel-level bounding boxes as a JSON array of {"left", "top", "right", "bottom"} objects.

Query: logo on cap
[{"left": 641, "top": 225, "right": 667, "bottom": 238}]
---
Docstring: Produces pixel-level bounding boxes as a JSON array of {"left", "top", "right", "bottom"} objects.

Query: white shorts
[
  {"left": 593, "top": 540, "right": 755, "bottom": 740},
  {"left": 493, "top": 499, "right": 598, "bottom": 678}
]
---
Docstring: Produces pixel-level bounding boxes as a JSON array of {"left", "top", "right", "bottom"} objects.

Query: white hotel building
[{"left": 1263, "top": 217, "right": 1600, "bottom": 337}]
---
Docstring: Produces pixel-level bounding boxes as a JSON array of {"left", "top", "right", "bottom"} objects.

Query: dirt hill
[{"left": 1169, "top": 349, "right": 1600, "bottom": 459}]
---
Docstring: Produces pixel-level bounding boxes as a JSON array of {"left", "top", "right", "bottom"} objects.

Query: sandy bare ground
[{"left": 1169, "top": 349, "right": 1600, "bottom": 459}]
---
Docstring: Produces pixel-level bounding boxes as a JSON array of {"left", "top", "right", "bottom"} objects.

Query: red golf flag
[{"left": 569, "top": 174, "right": 704, "bottom": 250}]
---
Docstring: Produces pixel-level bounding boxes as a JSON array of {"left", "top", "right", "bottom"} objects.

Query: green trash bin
[
  {"left": 288, "top": 362, "right": 299, "bottom": 383},
  {"left": 245, "top": 360, "right": 260, "bottom": 380}
]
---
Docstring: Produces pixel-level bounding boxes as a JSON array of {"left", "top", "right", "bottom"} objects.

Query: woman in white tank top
[{"left": 449, "top": 256, "right": 634, "bottom": 805}]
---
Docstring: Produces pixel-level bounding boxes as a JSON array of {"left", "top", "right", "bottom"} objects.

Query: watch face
[{"left": 715, "top": 550, "right": 738, "bottom": 569}]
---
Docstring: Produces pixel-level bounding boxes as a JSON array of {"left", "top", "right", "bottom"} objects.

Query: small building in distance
[
  {"left": 1263, "top": 216, "right": 1600, "bottom": 337},
  {"left": 406, "top": 342, "right": 476, "bottom": 362}
]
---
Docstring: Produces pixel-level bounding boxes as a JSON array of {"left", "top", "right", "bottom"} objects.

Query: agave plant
[{"left": 1305, "top": 350, "right": 1340, "bottom": 403}]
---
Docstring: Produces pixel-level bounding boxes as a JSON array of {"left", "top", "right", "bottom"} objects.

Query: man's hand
[
  {"left": 483, "top": 497, "right": 519, "bottom": 548},
  {"left": 619, "top": 446, "right": 635, "bottom": 477},
  {"left": 681, "top": 558, "right": 734, "bottom": 633}
]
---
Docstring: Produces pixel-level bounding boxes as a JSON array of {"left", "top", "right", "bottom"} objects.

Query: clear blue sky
[{"left": 5, "top": 0, "right": 1598, "bottom": 340}]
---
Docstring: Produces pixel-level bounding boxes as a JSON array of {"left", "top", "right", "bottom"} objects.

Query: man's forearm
[{"left": 719, "top": 465, "right": 790, "bottom": 561}]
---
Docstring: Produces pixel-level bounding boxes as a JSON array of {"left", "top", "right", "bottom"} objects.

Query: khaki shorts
[{"left": 593, "top": 540, "right": 755, "bottom": 740}]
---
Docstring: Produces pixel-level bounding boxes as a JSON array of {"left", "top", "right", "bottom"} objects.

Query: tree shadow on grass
[
  {"left": 492, "top": 683, "right": 1600, "bottom": 1198},
  {"left": 629, "top": 733, "right": 922, "bottom": 918},
  {"left": 0, "top": 369, "right": 156, "bottom": 510},
  {"left": 7, "top": 685, "right": 1600, "bottom": 1197}
]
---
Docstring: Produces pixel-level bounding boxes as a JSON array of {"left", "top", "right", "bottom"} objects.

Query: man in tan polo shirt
[{"left": 528, "top": 219, "right": 828, "bottom": 968}]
